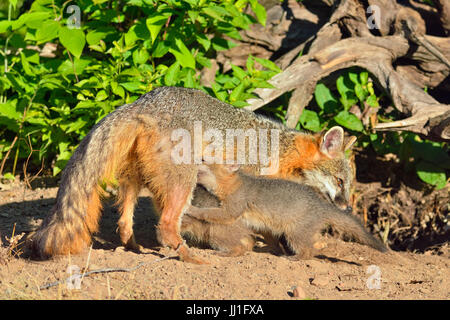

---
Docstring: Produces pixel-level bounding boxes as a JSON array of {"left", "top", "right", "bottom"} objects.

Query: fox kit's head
[
  {"left": 196, "top": 163, "right": 241, "bottom": 200},
  {"left": 302, "top": 127, "right": 356, "bottom": 212}
]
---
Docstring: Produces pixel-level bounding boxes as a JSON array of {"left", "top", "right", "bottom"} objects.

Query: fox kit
[
  {"left": 182, "top": 130, "right": 357, "bottom": 256},
  {"left": 31, "top": 86, "right": 356, "bottom": 263},
  {"left": 188, "top": 164, "right": 387, "bottom": 258},
  {"left": 181, "top": 186, "right": 257, "bottom": 256},
  {"left": 182, "top": 133, "right": 357, "bottom": 256}
]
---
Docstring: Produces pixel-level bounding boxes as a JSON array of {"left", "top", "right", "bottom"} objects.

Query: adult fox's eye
[{"left": 336, "top": 177, "right": 343, "bottom": 188}]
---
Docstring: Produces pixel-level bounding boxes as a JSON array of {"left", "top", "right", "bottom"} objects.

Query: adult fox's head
[
  {"left": 280, "top": 126, "right": 357, "bottom": 212},
  {"left": 304, "top": 127, "right": 356, "bottom": 212}
]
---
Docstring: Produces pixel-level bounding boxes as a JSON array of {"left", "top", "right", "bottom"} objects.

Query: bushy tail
[
  {"left": 321, "top": 209, "right": 387, "bottom": 252},
  {"left": 30, "top": 106, "right": 154, "bottom": 258}
]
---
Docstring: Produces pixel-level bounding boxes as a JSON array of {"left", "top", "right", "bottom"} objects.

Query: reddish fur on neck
[{"left": 277, "top": 134, "right": 326, "bottom": 177}]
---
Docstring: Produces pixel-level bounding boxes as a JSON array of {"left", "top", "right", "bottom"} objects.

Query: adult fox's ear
[
  {"left": 344, "top": 136, "right": 357, "bottom": 151},
  {"left": 320, "top": 126, "right": 344, "bottom": 158}
]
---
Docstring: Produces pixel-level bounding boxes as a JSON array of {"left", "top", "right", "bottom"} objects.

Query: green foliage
[
  {"left": 294, "top": 67, "right": 449, "bottom": 189},
  {"left": 399, "top": 134, "right": 449, "bottom": 189},
  {"left": 0, "top": 0, "right": 272, "bottom": 176},
  {"left": 0, "top": 1, "right": 447, "bottom": 190},
  {"left": 281, "top": 68, "right": 379, "bottom": 135},
  {"left": 211, "top": 55, "right": 279, "bottom": 107}
]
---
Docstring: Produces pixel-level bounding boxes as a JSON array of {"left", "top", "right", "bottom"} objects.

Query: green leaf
[
  {"left": 146, "top": 13, "right": 170, "bottom": 44},
  {"left": 411, "top": 140, "right": 450, "bottom": 169},
  {"left": 20, "top": 51, "right": 34, "bottom": 76},
  {"left": 2, "top": 173, "right": 15, "bottom": 181},
  {"left": 250, "top": 0, "right": 267, "bottom": 26},
  {"left": 86, "top": 26, "right": 116, "bottom": 45},
  {"left": 9, "top": 33, "right": 26, "bottom": 48},
  {"left": 360, "top": 71, "right": 369, "bottom": 85},
  {"left": 253, "top": 57, "right": 281, "bottom": 72},
  {"left": 124, "top": 28, "right": 138, "bottom": 46},
  {"left": 120, "top": 82, "right": 142, "bottom": 92},
  {"left": 59, "top": 27, "right": 86, "bottom": 58},
  {"left": 348, "top": 71, "right": 359, "bottom": 84},
  {"left": 19, "top": 12, "right": 52, "bottom": 29},
  {"left": 187, "top": 10, "right": 199, "bottom": 23},
  {"left": 339, "top": 94, "right": 358, "bottom": 111},
  {"left": 164, "top": 61, "right": 180, "bottom": 86},
  {"left": 416, "top": 160, "right": 447, "bottom": 189},
  {"left": 366, "top": 94, "right": 379, "bottom": 107},
  {"left": 152, "top": 40, "right": 169, "bottom": 58},
  {"left": 232, "top": 100, "right": 250, "bottom": 108},
  {"left": 127, "top": 0, "right": 144, "bottom": 6},
  {"left": 96, "top": 90, "right": 108, "bottom": 101},
  {"left": 250, "top": 80, "right": 274, "bottom": 89},
  {"left": 299, "top": 109, "right": 321, "bottom": 132},
  {"left": 334, "top": 110, "right": 364, "bottom": 132},
  {"left": 169, "top": 38, "right": 195, "bottom": 69},
  {"left": 22, "top": 49, "right": 40, "bottom": 64},
  {"left": 53, "top": 156, "right": 71, "bottom": 176},
  {"left": 211, "top": 37, "right": 236, "bottom": 51},
  {"left": 73, "top": 100, "right": 96, "bottom": 110},
  {"left": 66, "top": 117, "right": 88, "bottom": 133},
  {"left": 0, "top": 101, "right": 21, "bottom": 120},
  {"left": 0, "top": 20, "right": 12, "bottom": 33},
  {"left": 229, "top": 82, "right": 245, "bottom": 102},
  {"left": 195, "top": 33, "right": 211, "bottom": 51},
  {"left": 111, "top": 82, "right": 125, "bottom": 98},
  {"left": 57, "top": 58, "right": 91, "bottom": 76},
  {"left": 202, "top": 6, "right": 228, "bottom": 22},
  {"left": 195, "top": 52, "right": 212, "bottom": 68},
  {"left": 36, "top": 20, "right": 60, "bottom": 44},
  {"left": 53, "top": 141, "right": 73, "bottom": 176},
  {"left": 336, "top": 75, "right": 354, "bottom": 97},
  {"left": 314, "top": 83, "right": 338, "bottom": 112},
  {"left": 231, "top": 64, "right": 247, "bottom": 80},
  {"left": 184, "top": 68, "right": 195, "bottom": 88},
  {"left": 354, "top": 83, "right": 366, "bottom": 102},
  {"left": 336, "top": 74, "right": 359, "bottom": 109},
  {"left": 246, "top": 56, "right": 255, "bottom": 72},
  {"left": 133, "top": 47, "right": 149, "bottom": 65}
]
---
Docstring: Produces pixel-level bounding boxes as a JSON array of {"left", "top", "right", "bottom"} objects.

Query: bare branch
[{"left": 245, "top": 36, "right": 450, "bottom": 141}]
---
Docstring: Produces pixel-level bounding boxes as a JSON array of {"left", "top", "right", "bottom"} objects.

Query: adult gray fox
[{"left": 31, "top": 86, "right": 358, "bottom": 263}]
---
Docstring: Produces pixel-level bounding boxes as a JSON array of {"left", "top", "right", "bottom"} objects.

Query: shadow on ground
[{"left": 0, "top": 196, "right": 162, "bottom": 253}]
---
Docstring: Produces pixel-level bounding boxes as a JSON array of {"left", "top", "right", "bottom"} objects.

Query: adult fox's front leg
[
  {"left": 157, "top": 183, "right": 208, "bottom": 264},
  {"left": 135, "top": 129, "right": 207, "bottom": 264}
]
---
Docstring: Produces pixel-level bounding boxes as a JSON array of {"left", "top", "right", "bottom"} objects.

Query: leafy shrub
[
  {"left": 298, "top": 68, "right": 449, "bottom": 189},
  {"left": 0, "top": 1, "right": 447, "bottom": 189},
  {"left": 0, "top": 0, "right": 271, "bottom": 176}
]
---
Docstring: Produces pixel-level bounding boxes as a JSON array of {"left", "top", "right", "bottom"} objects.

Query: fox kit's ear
[
  {"left": 344, "top": 136, "right": 357, "bottom": 151},
  {"left": 320, "top": 126, "right": 344, "bottom": 158}
]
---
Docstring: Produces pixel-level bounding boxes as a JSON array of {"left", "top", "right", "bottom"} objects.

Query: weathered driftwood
[{"left": 222, "top": 0, "right": 450, "bottom": 141}]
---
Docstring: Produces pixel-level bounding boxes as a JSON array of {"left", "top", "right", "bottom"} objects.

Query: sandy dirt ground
[{"left": 0, "top": 180, "right": 448, "bottom": 300}]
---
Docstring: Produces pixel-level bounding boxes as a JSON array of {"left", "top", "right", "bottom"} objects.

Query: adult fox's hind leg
[{"left": 116, "top": 176, "right": 143, "bottom": 252}]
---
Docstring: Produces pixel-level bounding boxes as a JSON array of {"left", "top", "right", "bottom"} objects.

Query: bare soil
[{"left": 0, "top": 172, "right": 448, "bottom": 300}]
